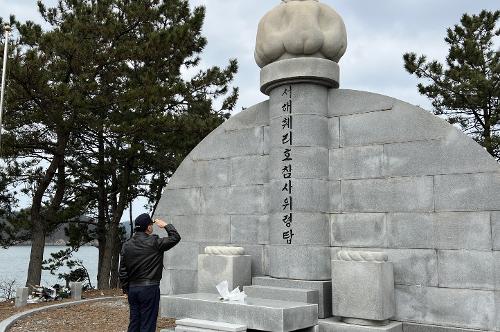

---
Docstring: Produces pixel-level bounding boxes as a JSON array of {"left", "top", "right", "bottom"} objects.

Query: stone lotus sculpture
[
  {"left": 336, "top": 250, "right": 388, "bottom": 262},
  {"left": 255, "top": 0, "right": 347, "bottom": 68},
  {"left": 204, "top": 246, "right": 245, "bottom": 256}
]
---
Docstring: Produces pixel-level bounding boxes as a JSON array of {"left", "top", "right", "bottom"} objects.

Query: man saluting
[{"left": 119, "top": 213, "right": 181, "bottom": 332}]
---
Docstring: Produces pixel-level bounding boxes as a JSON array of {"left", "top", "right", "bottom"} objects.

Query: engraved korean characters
[{"left": 281, "top": 85, "right": 294, "bottom": 244}]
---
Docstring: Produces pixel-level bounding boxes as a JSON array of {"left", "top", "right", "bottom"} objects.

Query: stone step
[
  {"left": 248, "top": 326, "right": 318, "bottom": 332},
  {"left": 176, "top": 328, "right": 233, "bottom": 332},
  {"left": 175, "top": 318, "right": 246, "bottom": 332},
  {"left": 318, "top": 318, "right": 402, "bottom": 332},
  {"left": 252, "top": 276, "right": 331, "bottom": 319},
  {"left": 243, "top": 285, "right": 319, "bottom": 307},
  {"left": 161, "top": 293, "right": 318, "bottom": 332}
]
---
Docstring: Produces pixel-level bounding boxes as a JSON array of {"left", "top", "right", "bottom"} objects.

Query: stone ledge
[
  {"left": 319, "top": 319, "right": 402, "bottom": 332},
  {"left": 161, "top": 293, "right": 318, "bottom": 332},
  {"left": 0, "top": 296, "right": 123, "bottom": 332},
  {"left": 243, "top": 285, "right": 319, "bottom": 306},
  {"left": 402, "top": 322, "right": 489, "bottom": 332},
  {"left": 260, "top": 58, "right": 340, "bottom": 94},
  {"left": 176, "top": 318, "right": 246, "bottom": 331}
]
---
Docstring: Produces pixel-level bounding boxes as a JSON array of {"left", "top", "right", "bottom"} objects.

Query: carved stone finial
[{"left": 255, "top": 0, "right": 347, "bottom": 68}]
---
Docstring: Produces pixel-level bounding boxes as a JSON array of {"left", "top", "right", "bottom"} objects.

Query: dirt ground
[
  {"left": 0, "top": 289, "right": 175, "bottom": 332},
  {"left": 0, "top": 288, "right": 122, "bottom": 322}
]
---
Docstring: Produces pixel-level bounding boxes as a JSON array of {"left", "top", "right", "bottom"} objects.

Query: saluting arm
[{"left": 154, "top": 219, "right": 181, "bottom": 251}]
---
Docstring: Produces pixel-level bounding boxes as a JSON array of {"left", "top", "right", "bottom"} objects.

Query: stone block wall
[
  {"left": 328, "top": 90, "right": 500, "bottom": 331},
  {"left": 155, "top": 100, "right": 271, "bottom": 296},
  {"left": 156, "top": 89, "right": 500, "bottom": 331}
]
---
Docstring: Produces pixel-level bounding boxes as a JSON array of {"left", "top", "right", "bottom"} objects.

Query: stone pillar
[
  {"left": 197, "top": 246, "right": 252, "bottom": 293},
  {"left": 15, "top": 287, "right": 29, "bottom": 308},
  {"left": 70, "top": 281, "right": 83, "bottom": 300},
  {"left": 331, "top": 251, "right": 395, "bottom": 325},
  {"left": 262, "top": 58, "right": 339, "bottom": 280},
  {"left": 255, "top": 0, "right": 347, "bottom": 281}
]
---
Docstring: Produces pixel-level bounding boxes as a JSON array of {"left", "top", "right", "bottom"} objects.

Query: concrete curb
[{"left": 0, "top": 296, "right": 124, "bottom": 332}]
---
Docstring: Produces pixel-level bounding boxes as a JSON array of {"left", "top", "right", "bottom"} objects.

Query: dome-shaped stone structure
[
  {"left": 156, "top": 89, "right": 500, "bottom": 330},
  {"left": 156, "top": 1, "right": 500, "bottom": 331}
]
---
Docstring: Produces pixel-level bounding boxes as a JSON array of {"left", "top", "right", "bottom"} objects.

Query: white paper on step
[{"left": 216, "top": 280, "right": 247, "bottom": 302}]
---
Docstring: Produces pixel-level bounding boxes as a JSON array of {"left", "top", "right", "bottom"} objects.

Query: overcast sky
[
  {"left": 2, "top": 0, "right": 499, "bottom": 112},
  {"left": 186, "top": 0, "right": 500, "bottom": 112},
  {"left": 1, "top": 0, "right": 498, "bottom": 217}
]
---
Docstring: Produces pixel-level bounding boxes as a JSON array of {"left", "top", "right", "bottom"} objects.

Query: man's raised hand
[{"left": 153, "top": 219, "right": 168, "bottom": 228}]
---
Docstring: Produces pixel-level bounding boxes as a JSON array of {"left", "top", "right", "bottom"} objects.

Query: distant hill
[
  {"left": 45, "top": 220, "right": 132, "bottom": 246},
  {"left": 45, "top": 219, "right": 95, "bottom": 246},
  {"left": 1, "top": 216, "right": 132, "bottom": 246}
]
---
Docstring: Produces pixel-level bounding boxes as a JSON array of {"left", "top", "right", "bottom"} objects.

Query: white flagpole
[{"left": 0, "top": 24, "right": 11, "bottom": 150}]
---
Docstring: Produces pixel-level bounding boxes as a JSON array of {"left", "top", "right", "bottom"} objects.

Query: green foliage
[
  {"left": 403, "top": 10, "right": 500, "bottom": 160},
  {"left": 0, "top": 209, "right": 32, "bottom": 247},
  {"left": 33, "top": 0, "right": 238, "bottom": 216},
  {"left": 62, "top": 220, "right": 95, "bottom": 247},
  {"left": 1, "top": 0, "right": 238, "bottom": 287},
  {"left": 42, "top": 247, "right": 93, "bottom": 289},
  {"left": 1, "top": 0, "right": 237, "bottom": 226}
]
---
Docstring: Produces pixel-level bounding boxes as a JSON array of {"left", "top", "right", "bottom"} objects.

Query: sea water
[{"left": 0, "top": 246, "right": 99, "bottom": 290}]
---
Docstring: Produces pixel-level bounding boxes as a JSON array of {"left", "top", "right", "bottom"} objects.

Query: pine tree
[
  {"left": 403, "top": 10, "right": 500, "bottom": 160},
  {"left": 0, "top": 11, "right": 93, "bottom": 287},
  {"left": 1, "top": 0, "right": 238, "bottom": 289}
]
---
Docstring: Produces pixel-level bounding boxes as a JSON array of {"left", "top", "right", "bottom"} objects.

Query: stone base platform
[
  {"left": 161, "top": 293, "right": 318, "bottom": 332},
  {"left": 175, "top": 318, "right": 246, "bottom": 332},
  {"left": 318, "top": 319, "right": 402, "bottom": 332},
  {"left": 401, "top": 323, "right": 486, "bottom": 332},
  {"left": 252, "top": 276, "right": 331, "bottom": 318},
  {"left": 247, "top": 326, "right": 318, "bottom": 332}
]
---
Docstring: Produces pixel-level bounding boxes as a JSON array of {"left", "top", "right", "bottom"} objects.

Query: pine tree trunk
[
  {"left": 98, "top": 221, "right": 118, "bottom": 289},
  {"left": 96, "top": 131, "right": 108, "bottom": 289},
  {"left": 97, "top": 236, "right": 106, "bottom": 288},
  {"left": 98, "top": 152, "right": 132, "bottom": 289},
  {"left": 483, "top": 120, "right": 494, "bottom": 157},
  {"left": 150, "top": 173, "right": 165, "bottom": 217},
  {"left": 96, "top": 227, "right": 107, "bottom": 289},
  {"left": 109, "top": 235, "right": 121, "bottom": 288},
  {"left": 98, "top": 232, "right": 112, "bottom": 290},
  {"left": 26, "top": 221, "right": 46, "bottom": 287},
  {"left": 25, "top": 149, "right": 65, "bottom": 288}
]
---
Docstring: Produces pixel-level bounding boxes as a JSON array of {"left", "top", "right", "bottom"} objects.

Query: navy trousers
[{"left": 127, "top": 284, "right": 160, "bottom": 332}]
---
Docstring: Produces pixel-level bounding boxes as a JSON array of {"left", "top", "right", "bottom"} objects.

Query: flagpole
[{"left": 0, "top": 24, "right": 11, "bottom": 150}]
